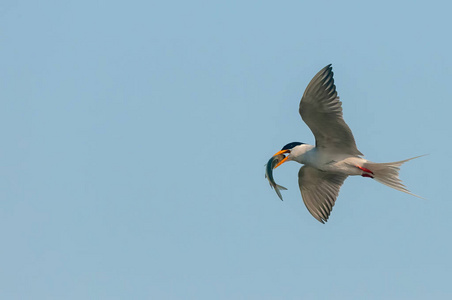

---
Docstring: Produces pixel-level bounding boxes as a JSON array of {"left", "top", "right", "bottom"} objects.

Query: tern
[{"left": 269, "top": 64, "right": 422, "bottom": 223}]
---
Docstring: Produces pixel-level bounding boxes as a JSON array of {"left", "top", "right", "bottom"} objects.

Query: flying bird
[{"left": 267, "top": 64, "right": 422, "bottom": 223}]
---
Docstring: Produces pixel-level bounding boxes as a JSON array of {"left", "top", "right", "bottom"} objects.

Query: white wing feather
[
  {"left": 299, "top": 65, "right": 363, "bottom": 156},
  {"left": 298, "top": 166, "right": 348, "bottom": 223}
]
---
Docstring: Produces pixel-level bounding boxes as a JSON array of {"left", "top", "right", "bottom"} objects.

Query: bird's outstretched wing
[
  {"left": 299, "top": 64, "right": 363, "bottom": 156},
  {"left": 298, "top": 166, "right": 348, "bottom": 223}
]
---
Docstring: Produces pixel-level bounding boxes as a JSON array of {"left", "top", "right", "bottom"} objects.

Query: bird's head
[{"left": 272, "top": 142, "right": 305, "bottom": 168}]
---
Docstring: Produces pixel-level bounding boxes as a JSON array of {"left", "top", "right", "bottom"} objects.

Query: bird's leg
[
  {"left": 356, "top": 165, "right": 374, "bottom": 174},
  {"left": 356, "top": 165, "right": 374, "bottom": 178}
]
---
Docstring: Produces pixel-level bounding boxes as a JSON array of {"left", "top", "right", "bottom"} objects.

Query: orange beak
[{"left": 272, "top": 149, "right": 290, "bottom": 168}]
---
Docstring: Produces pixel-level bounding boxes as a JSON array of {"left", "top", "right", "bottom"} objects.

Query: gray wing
[
  {"left": 298, "top": 166, "right": 348, "bottom": 224},
  {"left": 299, "top": 64, "right": 363, "bottom": 156}
]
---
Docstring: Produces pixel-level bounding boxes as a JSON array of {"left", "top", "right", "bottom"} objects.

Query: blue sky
[{"left": 1, "top": 0, "right": 451, "bottom": 299}]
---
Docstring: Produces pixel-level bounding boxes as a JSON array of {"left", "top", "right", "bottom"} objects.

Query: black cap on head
[{"left": 281, "top": 142, "right": 304, "bottom": 151}]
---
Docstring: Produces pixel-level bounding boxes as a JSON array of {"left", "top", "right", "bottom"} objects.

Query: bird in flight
[{"left": 266, "top": 64, "right": 423, "bottom": 223}]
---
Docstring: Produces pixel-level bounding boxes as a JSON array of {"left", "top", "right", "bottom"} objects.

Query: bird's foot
[
  {"left": 361, "top": 173, "right": 374, "bottom": 179},
  {"left": 356, "top": 165, "right": 374, "bottom": 178},
  {"left": 356, "top": 165, "right": 374, "bottom": 174}
]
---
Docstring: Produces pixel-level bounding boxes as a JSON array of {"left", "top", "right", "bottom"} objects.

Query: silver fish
[{"left": 265, "top": 154, "right": 287, "bottom": 201}]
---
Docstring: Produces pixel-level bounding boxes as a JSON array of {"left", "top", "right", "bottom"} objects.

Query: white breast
[{"left": 290, "top": 144, "right": 368, "bottom": 176}]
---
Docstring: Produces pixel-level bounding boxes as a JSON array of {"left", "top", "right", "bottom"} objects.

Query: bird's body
[
  {"left": 267, "top": 64, "right": 422, "bottom": 223},
  {"left": 289, "top": 144, "right": 364, "bottom": 175}
]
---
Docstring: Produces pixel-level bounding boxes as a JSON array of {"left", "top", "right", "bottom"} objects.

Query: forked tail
[{"left": 363, "top": 155, "right": 425, "bottom": 199}]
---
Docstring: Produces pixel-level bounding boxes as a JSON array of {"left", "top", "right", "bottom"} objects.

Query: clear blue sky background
[{"left": 1, "top": 1, "right": 451, "bottom": 299}]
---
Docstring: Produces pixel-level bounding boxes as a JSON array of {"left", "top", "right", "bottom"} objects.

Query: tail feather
[{"left": 363, "top": 155, "right": 425, "bottom": 199}]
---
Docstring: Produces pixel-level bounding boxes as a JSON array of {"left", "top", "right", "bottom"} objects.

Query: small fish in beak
[{"left": 265, "top": 154, "right": 288, "bottom": 201}]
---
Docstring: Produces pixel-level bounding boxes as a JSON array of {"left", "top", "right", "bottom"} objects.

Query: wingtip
[
  {"left": 321, "top": 64, "right": 333, "bottom": 77},
  {"left": 318, "top": 64, "right": 332, "bottom": 73}
]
